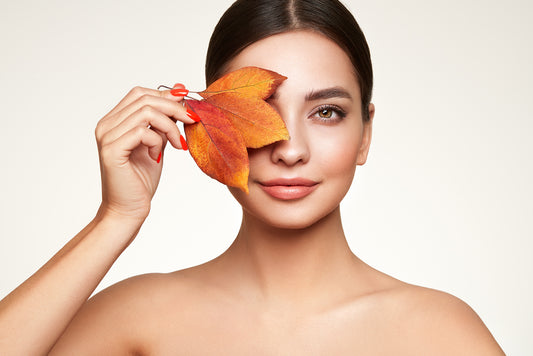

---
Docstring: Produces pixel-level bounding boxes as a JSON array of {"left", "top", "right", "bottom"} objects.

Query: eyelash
[{"left": 310, "top": 104, "right": 347, "bottom": 123}]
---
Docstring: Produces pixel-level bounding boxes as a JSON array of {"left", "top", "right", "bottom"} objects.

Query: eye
[{"left": 310, "top": 104, "right": 347, "bottom": 123}]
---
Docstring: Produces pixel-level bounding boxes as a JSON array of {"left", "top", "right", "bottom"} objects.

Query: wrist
[{"left": 95, "top": 204, "right": 148, "bottom": 231}]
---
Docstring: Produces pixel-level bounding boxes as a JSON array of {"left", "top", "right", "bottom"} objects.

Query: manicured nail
[
  {"left": 170, "top": 88, "right": 189, "bottom": 97},
  {"left": 173, "top": 83, "right": 185, "bottom": 89},
  {"left": 186, "top": 108, "right": 202, "bottom": 122},
  {"left": 157, "top": 152, "right": 162, "bottom": 163},
  {"left": 180, "top": 135, "right": 188, "bottom": 151}
]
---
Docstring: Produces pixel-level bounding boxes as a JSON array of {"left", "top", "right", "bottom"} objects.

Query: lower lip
[{"left": 259, "top": 184, "right": 318, "bottom": 200}]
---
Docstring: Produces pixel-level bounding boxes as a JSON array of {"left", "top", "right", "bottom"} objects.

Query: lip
[{"left": 258, "top": 178, "right": 319, "bottom": 200}]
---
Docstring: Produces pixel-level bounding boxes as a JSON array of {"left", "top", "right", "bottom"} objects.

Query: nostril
[{"left": 270, "top": 134, "right": 310, "bottom": 166}]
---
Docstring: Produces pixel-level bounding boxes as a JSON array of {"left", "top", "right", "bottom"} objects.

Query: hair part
[{"left": 206, "top": 0, "right": 373, "bottom": 121}]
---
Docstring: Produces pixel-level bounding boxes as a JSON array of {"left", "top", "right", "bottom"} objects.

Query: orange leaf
[
  {"left": 199, "top": 66, "right": 287, "bottom": 100},
  {"left": 205, "top": 92, "right": 289, "bottom": 148},
  {"left": 184, "top": 99, "right": 249, "bottom": 193},
  {"left": 182, "top": 66, "right": 288, "bottom": 193}
]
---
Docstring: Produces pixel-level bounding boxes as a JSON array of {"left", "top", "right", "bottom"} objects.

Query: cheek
[
  {"left": 314, "top": 125, "right": 361, "bottom": 179},
  {"left": 247, "top": 147, "right": 271, "bottom": 171}
]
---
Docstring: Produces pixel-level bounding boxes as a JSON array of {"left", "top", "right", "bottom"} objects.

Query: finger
[
  {"left": 106, "top": 86, "right": 188, "bottom": 119},
  {"left": 152, "top": 127, "right": 188, "bottom": 151},
  {"left": 151, "top": 127, "right": 169, "bottom": 152},
  {"left": 96, "top": 97, "right": 196, "bottom": 145},
  {"left": 100, "top": 94, "right": 196, "bottom": 136},
  {"left": 100, "top": 105, "right": 183, "bottom": 150},
  {"left": 124, "top": 94, "right": 195, "bottom": 124},
  {"left": 101, "top": 126, "right": 164, "bottom": 165}
]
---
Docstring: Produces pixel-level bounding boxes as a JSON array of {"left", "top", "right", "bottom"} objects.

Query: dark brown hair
[{"left": 205, "top": 0, "right": 373, "bottom": 121}]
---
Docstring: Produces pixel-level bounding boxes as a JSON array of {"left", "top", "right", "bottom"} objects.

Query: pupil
[{"left": 320, "top": 109, "right": 332, "bottom": 118}]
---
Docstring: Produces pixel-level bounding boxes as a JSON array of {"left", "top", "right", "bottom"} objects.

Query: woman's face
[{"left": 226, "top": 30, "right": 374, "bottom": 229}]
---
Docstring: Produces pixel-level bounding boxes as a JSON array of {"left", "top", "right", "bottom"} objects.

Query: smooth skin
[{"left": 0, "top": 31, "right": 504, "bottom": 355}]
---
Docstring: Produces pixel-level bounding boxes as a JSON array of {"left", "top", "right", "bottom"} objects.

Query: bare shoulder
[
  {"left": 50, "top": 271, "right": 200, "bottom": 354},
  {"left": 379, "top": 283, "right": 505, "bottom": 355}
]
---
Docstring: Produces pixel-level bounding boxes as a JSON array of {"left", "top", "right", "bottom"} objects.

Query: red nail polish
[
  {"left": 170, "top": 88, "right": 189, "bottom": 97},
  {"left": 180, "top": 135, "right": 188, "bottom": 151},
  {"left": 173, "top": 83, "right": 185, "bottom": 89},
  {"left": 186, "top": 108, "right": 202, "bottom": 122},
  {"left": 157, "top": 152, "right": 162, "bottom": 163}
]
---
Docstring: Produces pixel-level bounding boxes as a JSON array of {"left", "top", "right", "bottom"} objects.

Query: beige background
[{"left": 1, "top": 0, "right": 531, "bottom": 354}]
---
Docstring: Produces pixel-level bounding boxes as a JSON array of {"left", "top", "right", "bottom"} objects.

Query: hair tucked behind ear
[{"left": 205, "top": 0, "right": 373, "bottom": 121}]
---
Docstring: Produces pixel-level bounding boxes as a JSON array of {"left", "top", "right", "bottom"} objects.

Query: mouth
[{"left": 257, "top": 178, "right": 319, "bottom": 200}]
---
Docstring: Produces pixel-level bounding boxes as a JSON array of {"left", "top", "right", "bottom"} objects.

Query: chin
[
  {"left": 255, "top": 209, "right": 329, "bottom": 230},
  {"left": 229, "top": 185, "right": 342, "bottom": 231}
]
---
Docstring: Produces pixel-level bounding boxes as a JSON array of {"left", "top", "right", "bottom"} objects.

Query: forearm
[{"left": 0, "top": 209, "right": 143, "bottom": 355}]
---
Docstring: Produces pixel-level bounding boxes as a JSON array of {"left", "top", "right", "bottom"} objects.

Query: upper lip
[{"left": 258, "top": 178, "right": 319, "bottom": 187}]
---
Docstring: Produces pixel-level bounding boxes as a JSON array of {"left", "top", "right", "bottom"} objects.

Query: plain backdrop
[{"left": 1, "top": 0, "right": 531, "bottom": 354}]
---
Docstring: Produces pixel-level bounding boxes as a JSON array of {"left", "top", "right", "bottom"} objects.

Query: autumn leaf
[
  {"left": 183, "top": 66, "right": 288, "bottom": 193},
  {"left": 205, "top": 92, "right": 289, "bottom": 148},
  {"left": 184, "top": 99, "right": 249, "bottom": 193},
  {"left": 199, "top": 66, "right": 287, "bottom": 100}
]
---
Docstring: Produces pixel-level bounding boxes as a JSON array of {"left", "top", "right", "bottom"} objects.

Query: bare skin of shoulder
[{"left": 51, "top": 251, "right": 504, "bottom": 355}]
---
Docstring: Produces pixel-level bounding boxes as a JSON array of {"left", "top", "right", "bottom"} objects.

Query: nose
[{"left": 270, "top": 117, "right": 310, "bottom": 166}]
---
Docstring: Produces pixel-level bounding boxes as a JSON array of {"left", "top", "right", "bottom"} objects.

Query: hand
[{"left": 95, "top": 85, "right": 195, "bottom": 223}]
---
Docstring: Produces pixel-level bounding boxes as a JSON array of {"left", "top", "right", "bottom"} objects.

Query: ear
[{"left": 356, "top": 103, "right": 375, "bottom": 166}]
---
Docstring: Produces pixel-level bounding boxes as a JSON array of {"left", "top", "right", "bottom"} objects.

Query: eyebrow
[
  {"left": 305, "top": 87, "right": 353, "bottom": 101},
  {"left": 268, "top": 86, "right": 353, "bottom": 101}
]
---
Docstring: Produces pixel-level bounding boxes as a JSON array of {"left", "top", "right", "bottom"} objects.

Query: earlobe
[{"left": 356, "top": 103, "right": 374, "bottom": 166}]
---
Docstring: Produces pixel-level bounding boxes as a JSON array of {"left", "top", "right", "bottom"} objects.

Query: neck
[{"left": 220, "top": 206, "right": 360, "bottom": 307}]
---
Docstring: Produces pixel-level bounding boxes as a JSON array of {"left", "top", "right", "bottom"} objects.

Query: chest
[{"left": 139, "top": 305, "right": 404, "bottom": 355}]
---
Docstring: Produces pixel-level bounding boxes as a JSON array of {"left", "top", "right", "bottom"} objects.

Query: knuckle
[
  {"left": 99, "top": 144, "right": 113, "bottom": 161},
  {"left": 133, "top": 125, "right": 147, "bottom": 136},
  {"left": 129, "top": 86, "right": 145, "bottom": 97},
  {"left": 139, "top": 104, "right": 155, "bottom": 116},
  {"left": 137, "top": 93, "right": 153, "bottom": 105},
  {"left": 95, "top": 121, "right": 106, "bottom": 140},
  {"left": 99, "top": 132, "right": 111, "bottom": 147}
]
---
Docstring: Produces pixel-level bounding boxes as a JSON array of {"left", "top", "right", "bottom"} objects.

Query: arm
[
  {"left": 0, "top": 85, "right": 194, "bottom": 355},
  {"left": 0, "top": 212, "right": 140, "bottom": 355}
]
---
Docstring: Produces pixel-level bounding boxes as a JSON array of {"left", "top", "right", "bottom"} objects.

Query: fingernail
[
  {"left": 173, "top": 83, "right": 185, "bottom": 89},
  {"left": 170, "top": 88, "right": 189, "bottom": 97},
  {"left": 186, "top": 108, "right": 202, "bottom": 122},
  {"left": 157, "top": 152, "right": 162, "bottom": 163},
  {"left": 180, "top": 135, "right": 188, "bottom": 151}
]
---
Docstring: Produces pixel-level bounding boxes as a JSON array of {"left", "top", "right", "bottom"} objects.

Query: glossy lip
[{"left": 257, "top": 178, "right": 319, "bottom": 200}]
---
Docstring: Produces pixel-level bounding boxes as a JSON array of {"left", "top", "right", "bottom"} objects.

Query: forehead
[{"left": 225, "top": 30, "right": 360, "bottom": 98}]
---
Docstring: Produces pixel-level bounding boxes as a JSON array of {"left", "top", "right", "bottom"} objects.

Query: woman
[{"left": 0, "top": 0, "right": 504, "bottom": 354}]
